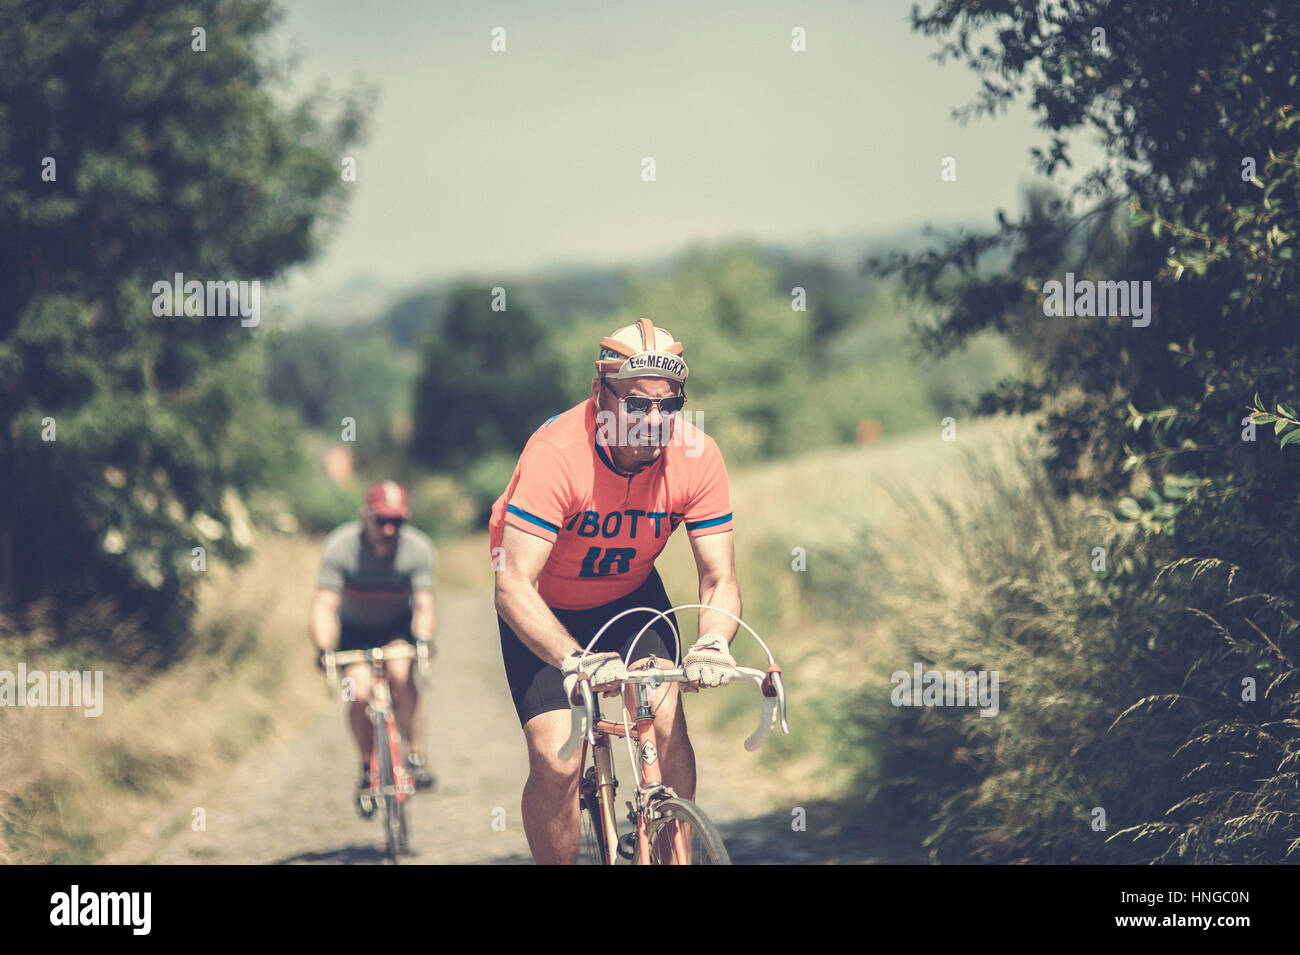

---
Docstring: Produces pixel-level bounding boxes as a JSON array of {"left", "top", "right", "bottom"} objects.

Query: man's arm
[
  {"left": 689, "top": 530, "right": 742, "bottom": 644},
  {"left": 411, "top": 588, "right": 436, "bottom": 640},
  {"left": 409, "top": 532, "right": 438, "bottom": 639},
  {"left": 310, "top": 588, "right": 342, "bottom": 653},
  {"left": 493, "top": 524, "right": 583, "bottom": 668}
]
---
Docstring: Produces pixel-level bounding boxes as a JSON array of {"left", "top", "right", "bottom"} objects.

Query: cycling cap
[
  {"left": 365, "top": 479, "right": 410, "bottom": 518},
  {"left": 595, "top": 318, "right": 688, "bottom": 383}
]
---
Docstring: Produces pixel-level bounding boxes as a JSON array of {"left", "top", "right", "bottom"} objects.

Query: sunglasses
[
  {"left": 600, "top": 377, "right": 687, "bottom": 416},
  {"left": 372, "top": 515, "right": 405, "bottom": 529}
]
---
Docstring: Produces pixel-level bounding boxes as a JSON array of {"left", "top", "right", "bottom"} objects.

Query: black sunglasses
[
  {"left": 600, "top": 377, "right": 687, "bottom": 415},
  {"left": 373, "top": 516, "right": 405, "bottom": 529}
]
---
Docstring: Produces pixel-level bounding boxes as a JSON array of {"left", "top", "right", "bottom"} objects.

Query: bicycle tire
[
  {"left": 396, "top": 797, "right": 410, "bottom": 856},
  {"left": 641, "top": 797, "right": 730, "bottom": 865},
  {"left": 578, "top": 793, "right": 608, "bottom": 865},
  {"left": 391, "top": 723, "right": 413, "bottom": 856},
  {"left": 377, "top": 722, "right": 400, "bottom": 865}
]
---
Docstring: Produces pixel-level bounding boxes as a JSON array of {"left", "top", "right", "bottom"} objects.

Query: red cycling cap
[{"left": 365, "top": 480, "right": 410, "bottom": 518}]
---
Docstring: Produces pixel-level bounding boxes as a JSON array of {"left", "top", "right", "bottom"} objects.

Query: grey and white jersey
[{"left": 316, "top": 521, "right": 437, "bottom": 628}]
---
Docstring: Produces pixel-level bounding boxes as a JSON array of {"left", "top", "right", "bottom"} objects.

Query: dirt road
[{"left": 102, "top": 579, "right": 901, "bottom": 865}]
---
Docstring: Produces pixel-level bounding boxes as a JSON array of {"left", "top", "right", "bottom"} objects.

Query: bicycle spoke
[{"left": 643, "top": 798, "right": 730, "bottom": 865}]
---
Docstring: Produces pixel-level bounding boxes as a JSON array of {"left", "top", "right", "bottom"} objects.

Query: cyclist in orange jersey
[{"left": 489, "top": 319, "right": 741, "bottom": 864}]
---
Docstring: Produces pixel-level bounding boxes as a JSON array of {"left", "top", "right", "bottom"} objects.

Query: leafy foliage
[
  {"left": 263, "top": 326, "right": 407, "bottom": 454},
  {"left": 409, "top": 285, "right": 569, "bottom": 473},
  {"left": 0, "top": 0, "right": 366, "bottom": 653},
  {"left": 544, "top": 244, "right": 1020, "bottom": 465},
  {"left": 853, "top": 0, "right": 1300, "bottom": 862}
]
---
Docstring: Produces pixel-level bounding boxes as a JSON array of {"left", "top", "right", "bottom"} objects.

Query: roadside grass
[
  {"left": 1, "top": 535, "right": 327, "bottom": 863},
  {"left": 800, "top": 422, "right": 1260, "bottom": 863}
]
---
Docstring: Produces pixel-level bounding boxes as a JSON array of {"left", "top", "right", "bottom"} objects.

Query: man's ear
[{"left": 591, "top": 378, "right": 600, "bottom": 402}]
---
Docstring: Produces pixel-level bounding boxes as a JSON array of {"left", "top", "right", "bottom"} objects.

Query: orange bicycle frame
[{"left": 584, "top": 677, "right": 688, "bottom": 864}]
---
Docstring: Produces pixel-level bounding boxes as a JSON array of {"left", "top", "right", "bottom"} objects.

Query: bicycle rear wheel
[{"left": 642, "top": 797, "right": 730, "bottom": 865}]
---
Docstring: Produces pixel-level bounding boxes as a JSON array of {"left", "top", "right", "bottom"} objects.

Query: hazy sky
[{"left": 272, "top": 0, "right": 1104, "bottom": 301}]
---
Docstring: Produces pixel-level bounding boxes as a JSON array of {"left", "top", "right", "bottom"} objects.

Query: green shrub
[{"left": 820, "top": 435, "right": 1184, "bottom": 862}]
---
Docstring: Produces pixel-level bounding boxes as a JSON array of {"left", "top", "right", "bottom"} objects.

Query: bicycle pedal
[
  {"left": 356, "top": 793, "right": 377, "bottom": 819},
  {"left": 616, "top": 831, "right": 637, "bottom": 860}
]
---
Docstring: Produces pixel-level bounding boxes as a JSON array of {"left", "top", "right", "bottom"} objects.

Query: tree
[
  {"left": 872, "top": 0, "right": 1300, "bottom": 863},
  {"left": 876, "top": 1, "right": 1298, "bottom": 517},
  {"left": 411, "top": 286, "right": 568, "bottom": 471},
  {"left": 0, "top": 0, "right": 367, "bottom": 654},
  {"left": 264, "top": 326, "right": 406, "bottom": 454}
]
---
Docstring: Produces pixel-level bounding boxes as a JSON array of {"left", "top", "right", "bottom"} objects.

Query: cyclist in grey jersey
[{"left": 310, "top": 481, "right": 439, "bottom": 806}]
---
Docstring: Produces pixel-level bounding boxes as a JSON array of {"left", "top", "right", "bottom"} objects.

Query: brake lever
[
  {"left": 770, "top": 671, "right": 789, "bottom": 736},
  {"left": 323, "top": 651, "right": 337, "bottom": 697},
  {"left": 557, "top": 674, "right": 595, "bottom": 761},
  {"left": 580, "top": 679, "right": 596, "bottom": 747},
  {"left": 415, "top": 638, "right": 431, "bottom": 681},
  {"left": 742, "top": 668, "right": 790, "bottom": 751}
]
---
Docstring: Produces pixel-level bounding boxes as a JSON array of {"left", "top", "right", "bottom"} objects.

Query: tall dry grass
[
  {"left": 0, "top": 535, "right": 329, "bottom": 863},
  {"left": 814, "top": 428, "right": 1299, "bottom": 863}
]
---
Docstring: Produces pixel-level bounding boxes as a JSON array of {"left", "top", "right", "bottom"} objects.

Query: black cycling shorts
[
  {"left": 338, "top": 610, "right": 415, "bottom": 654},
  {"left": 499, "top": 568, "right": 680, "bottom": 726}
]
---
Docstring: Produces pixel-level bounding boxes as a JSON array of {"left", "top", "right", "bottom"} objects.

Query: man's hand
[
  {"left": 682, "top": 634, "right": 736, "bottom": 688},
  {"left": 561, "top": 650, "right": 627, "bottom": 697}
]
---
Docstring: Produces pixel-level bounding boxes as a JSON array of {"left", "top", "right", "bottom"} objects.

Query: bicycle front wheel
[
  {"left": 642, "top": 797, "right": 730, "bottom": 865},
  {"left": 377, "top": 723, "right": 401, "bottom": 864},
  {"left": 395, "top": 797, "right": 410, "bottom": 856},
  {"left": 578, "top": 794, "right": 608, "bottom": 865}
]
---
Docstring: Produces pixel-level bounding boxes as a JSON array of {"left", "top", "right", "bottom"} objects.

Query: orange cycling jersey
[{"left": 488, "top": 397, "right": 733, "bottom": 610}]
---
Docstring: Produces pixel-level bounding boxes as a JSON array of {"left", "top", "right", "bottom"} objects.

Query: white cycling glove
[
  {"left": 682, "top": 634, "right": 736, "bottom": 688},
  {"left": 561, "top": 650, "right": 627, "bottom": 695}
]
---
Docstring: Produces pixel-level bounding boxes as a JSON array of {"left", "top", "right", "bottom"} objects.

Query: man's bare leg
[
  {"left": 387, "top": 647, "right": 426, "bottom": 753},
  {"left": 345, "top": 663, "right": 373, "bottom": 764},
  {"left": 521, "top": 710, "right": 584, "bottom": 864}
]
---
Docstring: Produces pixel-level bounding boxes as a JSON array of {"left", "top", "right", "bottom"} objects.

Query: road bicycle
[
  {"left": 558, "top": 604, "right": 788, "bottom": 865},
  {"left": 323, "top": 639, "right": 431, "bottom": 864}
]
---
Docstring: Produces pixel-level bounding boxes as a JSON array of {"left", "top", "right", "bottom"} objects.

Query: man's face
[
  {"left": 361, "top": 507, "right": 403, "bottom": 559},
  {"left": 591, "top": 375, "right": 681, "bottom": 465}
]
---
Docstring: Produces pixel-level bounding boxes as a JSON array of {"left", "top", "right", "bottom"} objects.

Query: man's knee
[
  {"left": 527, "top": 752, "right": 582, "bottom": 797},
  {"left": 387, "top": 644, "right": 413, "bottom": 683},
  {"left": 653, "top": 691, "right": 688, "bottom": 748},
  {"left": 344, "top": 666, "right": 372, "bottom": 703},
  {"left": 389, "top": 667, "right": 417, "bottom": 701},
  {"left": 523, "top": 713, "right": 583, "bottom": 793}
]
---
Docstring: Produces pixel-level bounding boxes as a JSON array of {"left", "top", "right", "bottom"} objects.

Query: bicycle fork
[
  {"left": 587, "top": 680, "right": 687, "bottom": 864},
  {"left": 627, "top": 680, "right": 689, "bottom": 865},
  {"left": 366, "top": 678, "right": 410, "bottom": 803}
]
